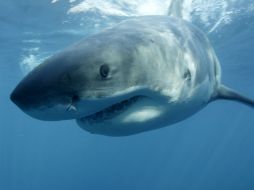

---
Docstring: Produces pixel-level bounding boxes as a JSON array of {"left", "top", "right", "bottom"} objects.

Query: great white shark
[{"left": 10, "top": 14, "right": 254, "bottom": 136}]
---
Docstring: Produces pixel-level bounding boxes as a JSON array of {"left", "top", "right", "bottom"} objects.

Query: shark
[{"left": 10, "top": 14, "right": 254, "bottom": 136}]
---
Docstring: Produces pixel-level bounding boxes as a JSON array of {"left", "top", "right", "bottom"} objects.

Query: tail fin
[{"left": 215, "top": 85, "right": 254, "bottom": 108}]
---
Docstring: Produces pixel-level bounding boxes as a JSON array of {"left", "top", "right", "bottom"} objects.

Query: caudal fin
[{"left": 215, "top": 85, "right": 254, "bottom": 108}]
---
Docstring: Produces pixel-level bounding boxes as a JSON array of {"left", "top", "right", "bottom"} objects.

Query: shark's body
[
  {"left": 77, "top": 16, "right": 221, "bottom": 135},
  {"left": 11, "top": 16, "right": 254, "bottom": 136}
]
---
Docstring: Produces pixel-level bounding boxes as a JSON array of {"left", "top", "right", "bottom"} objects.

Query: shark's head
[{"left": 11, "top": 32, "right": 170, "bottom": 135}]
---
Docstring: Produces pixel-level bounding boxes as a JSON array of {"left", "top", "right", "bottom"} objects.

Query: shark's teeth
[
  {"left": 67, "top": 104, "right": 77, "bottom": 112},
  {"left": 84, "top": 96, "right": 142, "bottom": 122}
]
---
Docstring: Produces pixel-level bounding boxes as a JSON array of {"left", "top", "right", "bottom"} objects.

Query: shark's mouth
[{"left": 82, "top": 96, "right": 143, "bottom": 123}]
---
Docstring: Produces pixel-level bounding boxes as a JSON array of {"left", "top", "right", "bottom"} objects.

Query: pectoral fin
[{"left": 215, "top": 85, "right": 254, "bottom": 108}]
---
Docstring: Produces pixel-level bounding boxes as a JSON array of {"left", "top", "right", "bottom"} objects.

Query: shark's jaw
[
  {"left": 76, "top": 93, "right": 167, "bottom": 136},
  {"left": 82, "top": 96, "right": 143, "bottom": 123}
]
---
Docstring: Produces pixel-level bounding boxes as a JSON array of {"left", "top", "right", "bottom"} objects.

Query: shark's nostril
[{"left": 72, "top": 95, "right": 80, "bottom": 102}]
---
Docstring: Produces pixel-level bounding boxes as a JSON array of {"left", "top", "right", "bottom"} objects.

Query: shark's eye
[{"left": 100, "top": 64, "right": 110, "bottom": 78}]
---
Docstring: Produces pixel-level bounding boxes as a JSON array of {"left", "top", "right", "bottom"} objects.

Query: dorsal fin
[
  {"left": 215, "top": 85, "right": 254, "bottom": 108},
  {"left": 167, "top": 0, "right": 184, "bottom": 18}
]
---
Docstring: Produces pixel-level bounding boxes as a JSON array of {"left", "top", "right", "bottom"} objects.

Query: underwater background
[{"left": 1, "top": 0, "right": 254, "bottom": 189}]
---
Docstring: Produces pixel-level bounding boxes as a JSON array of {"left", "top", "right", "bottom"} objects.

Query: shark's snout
[
  {"left": 10, "top": 86, "right": 28, "bottom": 109},
  {"left": 10, "top": 79, "right": 39, "bottom": 111},
  {"left": 10, "top": 80, "right": 79, "bottom": 120},
  {"left": 10, "top": 57, "right": 95, "bottom": 121}
]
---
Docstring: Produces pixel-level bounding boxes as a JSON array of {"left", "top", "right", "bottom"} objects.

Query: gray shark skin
[{"left": 11, "top": 16, "right": 254, "bottom": 136}]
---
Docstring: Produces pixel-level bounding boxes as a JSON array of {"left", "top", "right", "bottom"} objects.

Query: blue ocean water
[{"left": 1, "top": 1, "right": 254, "bottom": 190}]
